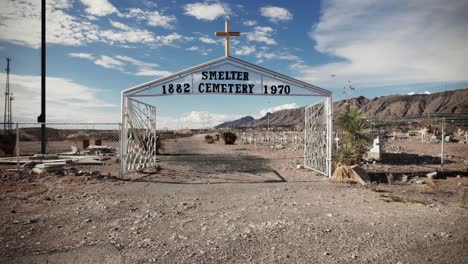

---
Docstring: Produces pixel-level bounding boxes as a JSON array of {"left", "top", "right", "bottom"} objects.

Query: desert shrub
[
  {"left": 386, "top": 173, "right": 394, "bottom": 184},
  {"left": 221, "top": 131, "right": 237, "bottom": 145},
  {"left": 335, "top": 107, "right": 370, "bottom": 166},
  {"left": 366, "top": 182, "right": 379, "bottom": 192},
  {"left": 205, "top": 135, "right": 214, "bottom": 144}
]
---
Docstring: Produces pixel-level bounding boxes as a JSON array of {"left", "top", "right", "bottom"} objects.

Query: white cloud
[
  {"left": 0, "top": 73, "right": 118, "bottom": 123},
  {"left": 260, "top": 6, "right": 293, "bottom": 23},
  {"left": 68, "top": 53, "right": 95, "bottom": 60},
  {"left": 114, "top": 55, "right": 158, "bottom": 69},
  {"left": 156, "top": 33, "right": 186, "bottom": 47},
  {"left": 199, "top": 36, "right": 219, "bottom": 44},
  {"left": 114, "top": 55, "right": 172, "bottom": 76},
  {"left": 80, "top": 0, "right": 117, "bottom": 16},
  {"left": 298, "top": 0, "right": 468, "bottom": 87},
  {"left": 184, "top": 2, "right": 230, "bottom": 21},
  {"left": 0, "top": 1, "right": 185, "bottom": 49},
  {"left": 256, "top": 50, "right": 300, "bottom": 61},
  {"left": 259, "top": 103, "right": 300, "bottom": 117},
  {"left": 186, "top": 46, "right": 200, "bottom": 51},
  {"left": 185, "top": 46, "right": 212, "bottom": 56},
  {"left": 234, "top": 46, "right": 256, "bottom": 56},
  {"left": 134, "top": 69, "right": 172, "bottom": 77},
  {"left": 245, "top": 27, "right": 277, "bottom": 45},
  {"left": 94, "top": 55, "right": 125, "bottom": 70},
  {"left": 243, "top": 20, "right": 257, "bottom": 26},
  {"left": 0, "top": 0, "right": 100, "bottom": 48},
  {"left": 158, "top": 111, "right": 242, "bottom": 129},
  {"left": 119, "top": 8, "right": 176, "bottom": 29},
  {"left": 408, "top": 92, "right": 416, "bottom": 96},
  {"left": 423, "top": 91, "right": 431, "bottom": 95},
  {"left": 69, "top": 53, "right": 171, "bottom": 77},
  {"left": 109, "top": 20, "right": 131, "bottom": 31}
]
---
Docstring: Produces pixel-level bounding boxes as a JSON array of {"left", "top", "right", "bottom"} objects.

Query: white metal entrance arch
[{"left": 120, "top": 56, "right": 333, "bottom": 178}]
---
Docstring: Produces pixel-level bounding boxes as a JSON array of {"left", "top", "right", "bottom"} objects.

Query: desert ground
[{"left": 0, "top": 134, "right": 467, "bottom": 263}]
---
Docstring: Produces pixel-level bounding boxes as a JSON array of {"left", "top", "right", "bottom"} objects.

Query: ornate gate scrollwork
[
  {"left": 304, "top": 99, "right": 328, "bottom": 175},
  {"left": 121, "top": 98, "right": 157, "bottom": 175}
]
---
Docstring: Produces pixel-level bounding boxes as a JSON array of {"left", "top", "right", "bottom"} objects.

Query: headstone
[
  {"left": 401, "top": 174, "right": 409, "bottom": 183},
  {"left": 366, "top": 136, "right": 381, "bottom": 160},
  {"left": 426, "top": 171, "right": 437, "bottom": 179}
]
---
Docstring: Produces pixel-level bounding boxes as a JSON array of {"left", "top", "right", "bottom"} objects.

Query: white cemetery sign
[{"left": 120, "top": 21, "right": 333, "bottom": 178}]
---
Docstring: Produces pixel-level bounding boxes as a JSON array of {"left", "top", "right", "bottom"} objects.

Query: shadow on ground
[
  {"left": 131, "top": 153, "right": 287, "bottom": 184},
  {"left": 381, "top": 153, "right": 449, "bottom": 165}
]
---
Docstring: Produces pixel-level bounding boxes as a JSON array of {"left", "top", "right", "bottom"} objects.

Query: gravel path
[{"left": 0, "top": 134, "right": 467, "bottom": 263}]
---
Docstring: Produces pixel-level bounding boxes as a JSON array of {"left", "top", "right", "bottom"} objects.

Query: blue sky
[{"left": 0, "top": 0, "right": 467, "bottom": 128}]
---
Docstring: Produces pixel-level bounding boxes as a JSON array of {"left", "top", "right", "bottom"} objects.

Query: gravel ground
[{"left": 0, "top": 134, "right": 467, "bottom": 264}]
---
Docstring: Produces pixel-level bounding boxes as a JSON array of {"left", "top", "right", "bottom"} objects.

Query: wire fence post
[
  {"left": 16, "top": 123, "right": 20, "bottom": 171},
  {"left": 440, "top": 118, "right": 445, "bottom": 171},
  {"left": 118, "top": 122, "right": 123, "bottom": 179}
]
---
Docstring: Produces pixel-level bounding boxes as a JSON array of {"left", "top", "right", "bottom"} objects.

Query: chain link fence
[
  {"left": 364, "top": 116, "right": 468, "bottom": 174},
  {"left": 0, "top": 123, "right": 121, "bottom": 176},
  {"left": 236, "top": 129, "right": 304, "bottom": 150}
]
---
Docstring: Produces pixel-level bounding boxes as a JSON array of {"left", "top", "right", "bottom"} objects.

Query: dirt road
[{"left": 0, "top": 134, "right": 467, "bottom": 263}]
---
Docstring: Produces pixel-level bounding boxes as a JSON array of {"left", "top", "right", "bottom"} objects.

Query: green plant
[
  {"left": 204, "top": 135, "right": 215, "bottom": 144},
  {"left": 386, "top": 173, "right": 394, "bottom": 184},
  {"left": 335, "top": 107, "right": 370, "bottom": 166},
  {"left": 221, "top": 131, "right": 237, "bottom": 145},
  {"left": 380, "top": 194, "right": 429, "bottom": 205},
  {"left": 384, "top": 195, "right": 404, "bottom": 203},
  {"left": 366, "top": 182, "right": 379, "bottom": 192}
]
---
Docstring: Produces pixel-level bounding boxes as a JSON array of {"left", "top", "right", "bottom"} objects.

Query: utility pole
[
  {"left": 4, "top": 58, "right": 13, "bottom": 134},
  {"left": 37, "top": 0, "right": 47, "bottom": 154}
]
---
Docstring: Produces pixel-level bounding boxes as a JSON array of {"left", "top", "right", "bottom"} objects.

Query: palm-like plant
[{"left": 336, "top": 107, "right": 369, "bottom": 165}]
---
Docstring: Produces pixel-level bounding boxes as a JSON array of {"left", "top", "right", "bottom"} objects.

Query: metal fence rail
[{"left": 0, "top": 123, "right": 121, "bottom": 176}]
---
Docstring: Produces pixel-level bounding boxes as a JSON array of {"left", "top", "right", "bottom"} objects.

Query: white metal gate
[
  {"left": 120, "top": 56, "right": 333, "bottom": 178},
  {"left": 120, "top": 98, "right": 158, "bottom": 176},
  {"left": 304, "top": 99, "right": 331, "bottom": 176}
]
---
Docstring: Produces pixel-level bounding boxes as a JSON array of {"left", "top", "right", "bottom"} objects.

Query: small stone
[
  {"left": 326, "top": 213, "right": 333, "bottom": 217},
  {"left": 456, "top": 175, "right": 461, "bottom": 179},
  {"left": 27, "top": 218, "right": 39, "bottom": 224},
  {"left": 415, "top": 179, "right": 426, "bottom": 184},
  {"left": 83, "top": 219, "right": 92, "bottom": 223},
  {"left": 323, "top": 252, "right": 330, "bottom": 256}
]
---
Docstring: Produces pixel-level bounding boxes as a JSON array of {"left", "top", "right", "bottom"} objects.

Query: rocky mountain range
[{"left": 215, "top": 88, "right": 468, "bottom": 128}]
